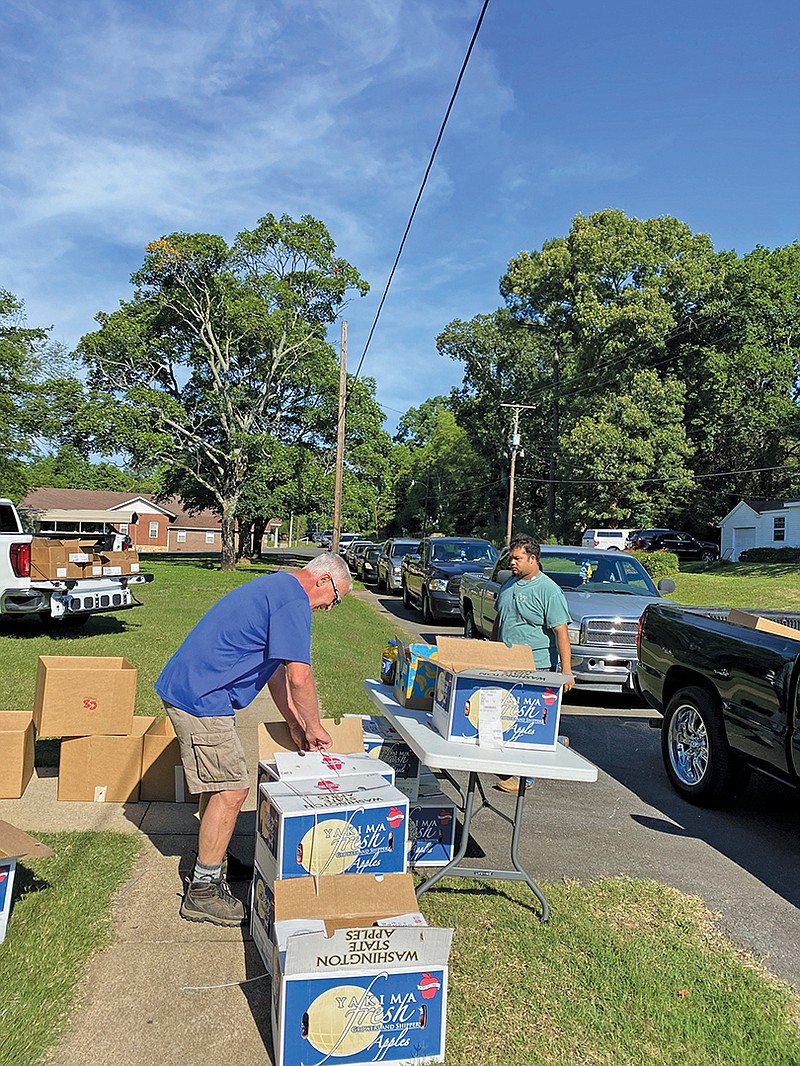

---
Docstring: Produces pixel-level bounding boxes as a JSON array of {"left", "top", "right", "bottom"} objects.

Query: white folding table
[{"left": 363, "top": 679, "right": 599, "bottom": 921}]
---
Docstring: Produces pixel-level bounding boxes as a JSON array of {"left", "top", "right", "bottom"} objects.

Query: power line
[{"left": 517, "top": 463, "right": 800, "bottom": 488}]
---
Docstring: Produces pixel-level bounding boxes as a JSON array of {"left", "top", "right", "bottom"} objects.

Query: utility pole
[
  {"left": 501, "top": 402, "right": 536, "bottom": 545},
  {"left": 332, "top": 320, "right": 347, "bottom": 554},
  {"left": 548, "top": 349, "right": 559, "bottom": 536}
]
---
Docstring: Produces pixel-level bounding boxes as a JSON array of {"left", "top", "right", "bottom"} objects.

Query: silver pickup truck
[{"left": 460, "top": 544, "right": 675, "bottom": 694}]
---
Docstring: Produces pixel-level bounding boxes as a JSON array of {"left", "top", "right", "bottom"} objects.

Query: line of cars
[{"left": 582, "top": 527, "right": 719, "bottom": 561}]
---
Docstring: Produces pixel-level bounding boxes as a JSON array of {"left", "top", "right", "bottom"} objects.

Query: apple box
[
  {"left": 271, "top": 873, "right": 452, "bottom": 1066},
  {"left": 0, "top": 821, "right": 54, "bottom": 944},
  {"left": 431, "top": 638, "right": 568, "bottom": 750},
  {"left": 362, "top": 715, "right": 421, "bottom": 800},
  {"left": 255, "top": 778, "right": 409, "bottom": 884},
  {"left": 407, "top": 793, "right": 457, "bottom": 869},
  {"left": 393, "top": 641, "right": 438, "bottom": 711}
]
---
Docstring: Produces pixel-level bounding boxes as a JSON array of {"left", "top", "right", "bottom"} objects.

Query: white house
[{"left": 719, "top": 498, "right": 800, "bottom": 560}]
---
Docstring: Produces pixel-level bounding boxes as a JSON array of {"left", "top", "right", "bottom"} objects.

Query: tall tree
[{"left": 79, "top": 214, "right": 368, "bottom": 568}]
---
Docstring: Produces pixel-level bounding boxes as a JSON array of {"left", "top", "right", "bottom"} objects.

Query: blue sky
[{"left": 2, "top": 0, "right": 798, "bottom": 432}]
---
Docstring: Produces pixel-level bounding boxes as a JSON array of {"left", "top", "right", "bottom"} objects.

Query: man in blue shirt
[{"left": 155, "top": 552, "right": 352, "bottom": 925}]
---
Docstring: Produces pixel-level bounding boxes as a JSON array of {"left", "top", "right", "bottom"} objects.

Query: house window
[
  {"left": 205, "top": 531, "right": 215, "bottom": 544},
  {"left": 177, "top": 530, "right": 187, "bottom": 543},
  {"left": 773, "top": 516, "right": 785, "bottom": 542},
  {"left": 118, "top": 523, "right": 128, "bottom": 535},
  {"left": 149, "top": 521, "right": 159, "bottom": 539}
]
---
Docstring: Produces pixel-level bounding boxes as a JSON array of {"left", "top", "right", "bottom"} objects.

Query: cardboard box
[
  {"left": 255, "top": 777, "right": 409, "bottom": 883},
  {"left": 140, "top": 716, "right": 198, "bottom": 803},
  {"left": 408, "top": 793, "right": 457, "bottom": 869},
  {"left": 0, "top": 821, "right": 54, "bottom": 944},
  {"left": 0, "top": 712, "right": 35, "bottom": 799},
  {"left": 728, "top": 609, "right": 800, "bottom": 642},
  {"left": 362, "top": 715, "right": 422, "bottom": 800},
  {"left": 57, "top": 716, "right": 153, "bottom": 801},
  {"left": 270, "top": 873, "right": 452, "bottom": 1066},
  {"left": 431, "top": 637, "right": 568, "bottom": 750},
  {"left": 34, "top": 655, "right": 137, "bottom": 737},
  {"left": 30, "top": 538, "right": 68, "bottom": 580},
  {"left": 394, "top": 641, "right": 439, "bottom": 710},
  {"left": 263, "top": 750, "right": 395, "bottom": 790},
  {"left": 58, "top": 539, "right": 99, "bottom": 578},
  {"left": 257, "top": 718, "right": 372, "bottom": 790}
]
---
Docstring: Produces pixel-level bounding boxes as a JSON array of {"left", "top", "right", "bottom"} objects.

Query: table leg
[{"left": 415, "top": 771, "right": 478, "bottom": 898}]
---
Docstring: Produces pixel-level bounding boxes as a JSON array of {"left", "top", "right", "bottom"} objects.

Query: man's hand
[
  {"left": 563, "top": 673, "right": 576, "bottom": 693},
  {"left": 304, "top": 720, "right": 332, "bottom": 752}
]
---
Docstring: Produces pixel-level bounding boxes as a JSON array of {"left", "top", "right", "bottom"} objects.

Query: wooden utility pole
[
  {"left": 332, "top": 321, "right": 347, "bottom": 554},
  {"left": 501, "top": 402, "right": 536, "bottom": 545},
  {"left": 548, "top": 349, "right": 559, "bottom": 536}
]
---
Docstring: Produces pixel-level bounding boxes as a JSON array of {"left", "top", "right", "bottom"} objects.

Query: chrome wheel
[{"left": 667, "top": 702, "right": 709, "bottom": 786}]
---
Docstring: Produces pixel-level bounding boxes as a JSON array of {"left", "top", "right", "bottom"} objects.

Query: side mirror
[
  {"left": 408, "top": 553, "right": 420, "bottom": 563},
  {"left": 483, "top": 566, "right": 494, "bottom": 578},
  {"left": 496, "top": 569, "right": 513, "bottom": 585},
  {"left": 658, "top": 578, "right": 676, "bottom": 594}
]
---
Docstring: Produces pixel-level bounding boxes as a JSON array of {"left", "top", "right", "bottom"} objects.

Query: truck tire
[
  {"left": 661, "top": 685, "right": 749, "bottom": 806},
  {"left": 402, "top": 582, "right": 412, "bottom": 609},
  {"left": 463, "top": 607, "right": 481, "bottom": 640},
  {"left": 377, "top": 570, "right": 386, "bottom": 591},
  {"left": 422, "top": 590, "right": 435, "bottom": 625}
]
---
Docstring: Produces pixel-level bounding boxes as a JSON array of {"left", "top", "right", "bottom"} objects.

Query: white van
[{"left": 581, "top": 528, "right": 636, "bottom": 551}]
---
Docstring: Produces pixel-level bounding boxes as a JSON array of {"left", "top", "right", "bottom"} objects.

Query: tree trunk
[
  {"left": 237, "top": 519, "right": 253, "bottom": 561},
  {"left": 252, "top": 516, "right": 267, "bottom": 559},
  {"left": 220, "top": 500, "right": 238, "bottom": 570}
]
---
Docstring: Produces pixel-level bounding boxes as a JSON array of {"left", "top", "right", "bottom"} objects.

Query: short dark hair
[{"left": 509, "top": 534, "right": 540, "bottom": 560}]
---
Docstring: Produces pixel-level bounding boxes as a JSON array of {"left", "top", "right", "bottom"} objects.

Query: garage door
[{"left": 733, "top": 526, "right": 756, "bottom": 560}]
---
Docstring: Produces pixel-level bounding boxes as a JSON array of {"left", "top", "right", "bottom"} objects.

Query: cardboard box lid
[
  {"left": 258, "top": 717, "right": 363, "bottom": 760},
  {"left": 38, "top": 655, "right": 136, "bottom": 673},
  {"left": 0, "top": 820, "right": 54, "bottom": 861},
  {"left": 397, "top": 639, "right": 437, "bottom": 661},
  {"left": 141, "top": 716, "right": 176, "bottom": 741},
  {"left": 0, "top": 711, "right": 34, "bottom": 733},
  {"left": 436, "top": 636, "right": 535, "bottom": 673},
  {"left": 727, "top": 609, "right": 800, "bottom": 643},
  {"left": 274, "top": 872, "right": 419, "bottom": 926}
]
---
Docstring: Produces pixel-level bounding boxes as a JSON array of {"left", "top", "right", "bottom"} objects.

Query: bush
[
  {"left": 628, "top": 550, "right": 679, "bottom": 579},
  {"left": 738, "top": 546, "right": 800, "bottom": 563}
]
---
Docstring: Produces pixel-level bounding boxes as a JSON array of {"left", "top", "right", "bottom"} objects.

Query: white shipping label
[
  {"left": 477, "top": 687, "right": 504, "bottom": 749},
  {"left": 376, "top": 912, "right": 428, "bottom": 927},
  {"left": 129, "top": 562, "right": 140, "bottom": 572},
  {"left": 68, "top": 553, "right": 90, "bottom": 562},
  {"left": 56, "top": 567, "right": 68, "bottom": 578},
  {"left": 93, "top": 785, "right": 108, "bottom": 803},
  {"left": 103, "top": 566, "right": 122, "bottom": 575}
]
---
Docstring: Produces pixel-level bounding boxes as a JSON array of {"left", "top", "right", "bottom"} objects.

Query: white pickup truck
[{"left": 0, "top": 497, "right": 153, "bottom": 624}]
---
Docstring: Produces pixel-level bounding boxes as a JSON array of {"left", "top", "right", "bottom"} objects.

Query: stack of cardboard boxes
[
  {"left": 29, "top": 538, "right": 141, "bottom": 580},
  {"left": 29, "top": 656, "right": 194, "bottom": 803},
  {"left": 251, "top": 719, "right": 453, "bottom": 1066}
]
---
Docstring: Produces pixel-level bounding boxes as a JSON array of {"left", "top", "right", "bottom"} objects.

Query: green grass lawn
[
  {"left": 0, "top": 831, "right": 141, "bottom": 1066},
  {"left": 2, "top": 554, "right": 800, "bottom": 1065}
]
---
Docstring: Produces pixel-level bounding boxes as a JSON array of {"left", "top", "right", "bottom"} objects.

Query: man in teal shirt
[{"left": 492, "top": 534, "right": 575, "bottom": 791}]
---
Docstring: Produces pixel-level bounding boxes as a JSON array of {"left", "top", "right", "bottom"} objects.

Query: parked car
[
  {"left": 377, "top": 538, "right": 421, "bottom": 593},
  {"left": 358, "top": 545, "right": 382, "bottom": 584},
  {"left": 581, "top": 528, "right": 637, "bottom": 550},
  {"left": 345, "top": 540, "right": 376, "bottom": 571},
  {"left": 318, "top": 530, "right": 333, "bottom": 548},
  {"left": 460, "top": 544, "right": 676, "bottom": 693},
  {"left": 627, "top": 528, "right": 719, "bottom": 561},
  {"left": 638, "top": 602, "right": 800, "bottom": 805},
  {"left": 336, "top": 532, "right": 362, "bottom": 556},
  {"left": 401, "top": 536, "right": 499, "bottom": 623}
]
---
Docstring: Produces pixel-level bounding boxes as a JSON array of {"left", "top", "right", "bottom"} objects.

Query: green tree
[{"left": 79, "top": 214, "right": 368, "bottom": 569}]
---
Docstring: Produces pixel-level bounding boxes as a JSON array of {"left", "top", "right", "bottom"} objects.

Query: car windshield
[
  {"left": 540, "top": 551, "right": 657, "bottom": 595},
  {"left": 391, "top": 543, "right": 419, "bottom": 559},
  {"left": 431, "top": 540, "right": 498, "bottom": 564}
]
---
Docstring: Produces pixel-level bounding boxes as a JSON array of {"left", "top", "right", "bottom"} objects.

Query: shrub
[
  {"left": 628, "top": 550, "right": 679, "bottom": 579},
  {"left": 738, "top": 546, "right": 800, "bottom": 563}
]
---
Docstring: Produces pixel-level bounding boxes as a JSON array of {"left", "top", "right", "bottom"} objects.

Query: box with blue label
[
  {"left": 0, "top": 821, "right": 54, "bottom": 944},
  {"left": 362, "top": 715, "right": 421, "bottom": 800},
  {"left": 393, "top": 641, "right": 438, "bottom": 711},
  {"left": 271, "top": 873, "right": 452, "bottom": 1066},
  {"left": 408, "top": 793, "right": 457, "bottom": 869},
  {"left": 250, "top": 862, "right": 277, "bottom": 972},
  {"left": 256, "top": 777, "right": 409, "bottom": 884},
  {"left": 431, "top": 638, "right": 568, "bottom": 750}
]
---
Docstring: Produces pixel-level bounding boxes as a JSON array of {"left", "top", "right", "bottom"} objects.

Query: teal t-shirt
[{"left": 496, "top": 571, "right": 571, "bottom": 670}]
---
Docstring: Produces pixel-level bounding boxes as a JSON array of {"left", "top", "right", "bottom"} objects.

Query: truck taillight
[{"left": 10, "top": 542, "right": 30, "bottom": 577}]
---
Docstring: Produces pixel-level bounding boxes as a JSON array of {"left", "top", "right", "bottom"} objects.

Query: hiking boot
[
  {"left": 180, "top": 879, "right": 246, "bottom": 926},
  {"left": 220, "top": 851, "right": 253, "bottom": 881},
  {"left": 493, "top": 776, "right": 520, "bottom": 794}
]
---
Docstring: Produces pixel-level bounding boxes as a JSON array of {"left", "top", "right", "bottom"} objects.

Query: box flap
[
  {"left": 274, "top": 872, "right": 419, "bottom": 925},
  {"left": 397, "top": 639, "right": 437, "bottom": 662},
  {"left": 436, "top": 637, "right": 535, "bottom": 672},
  {"left": 727, "top": 609, "right": 800, "bottom": 643},
  {"left": 0, "top": 820, "right": 54, "bottom": 861},
  {"left": 257, "top": 717, "right": 363, "bottom": 760},
  {"left": 0, "top": 711, "right": 34, "bottom": 732},
  {"left": 130, "top": 715, "right": 157, "bottom": 738},
  {"left": 282, "top": 924, "right": 453, "bottom": 976}
]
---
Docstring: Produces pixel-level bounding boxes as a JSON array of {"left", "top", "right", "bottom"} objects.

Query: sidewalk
[{"left": 0, "top": 691, "right": 283, "bottom": 1066}]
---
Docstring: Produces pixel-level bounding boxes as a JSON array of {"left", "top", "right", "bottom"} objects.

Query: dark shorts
[{"left": 163, "top": 702, "right": 250, "bottom": 794}]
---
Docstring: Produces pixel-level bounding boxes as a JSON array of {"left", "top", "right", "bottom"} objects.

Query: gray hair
[{"left": 304, "top": 552, "right": 352, "bottom": 590}]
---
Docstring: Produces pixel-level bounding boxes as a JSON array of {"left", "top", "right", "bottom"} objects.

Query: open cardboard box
[
  {"left": 0, "top": 820, "right": 54, "bottom": 944},
  {"left": 34, "top": 655, "right": 137, "bottom": 737},
  {"left": 58, "top": 716, "right": 152, "bottom": 802},
  {"left": 0, "top": 711, "right": 35, "bottom": 799},
  {"left": 140, "top": 715, "right": 198, "bottom": 803},
  {"left": 728, "top": 609, "right": 800, "bottom": 642},
  {"left": 268, "top": 873, "right": 453, "bottom": 1066},
  {"left": 258, "top": 717, "right": 366, "bottom": 790},
  {"left": 431, "top": 637, "right": 569, "bottom": 750},
  {"left": 393, "top": 640, "right": 439, "bottom": 710}
]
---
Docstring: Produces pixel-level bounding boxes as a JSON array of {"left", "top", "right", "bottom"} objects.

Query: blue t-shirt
[{"left": 155, "top": 571, "right": 312, "bottom": 717}]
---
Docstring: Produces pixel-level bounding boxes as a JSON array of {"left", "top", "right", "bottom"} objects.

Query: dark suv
[
  {"left": 628, "top": 528, "right": 719, "bottom": 561},
  {"left": 401, "top": 536, "right": 498, "bottom": 623}
]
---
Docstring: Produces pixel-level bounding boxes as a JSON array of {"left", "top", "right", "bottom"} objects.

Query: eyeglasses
[{"left": 329, "top": 575, "right": 342, "bottom": 607}]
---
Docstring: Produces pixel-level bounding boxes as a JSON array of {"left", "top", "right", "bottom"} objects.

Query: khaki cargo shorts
[{"left": 164, "top": 702, "right": 250, "bottom": 794}]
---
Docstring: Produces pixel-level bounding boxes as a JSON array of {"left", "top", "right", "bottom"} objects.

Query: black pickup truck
[{"left": 637, "top": 602, "right": 800, "bottom": 806}]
